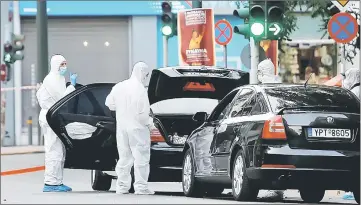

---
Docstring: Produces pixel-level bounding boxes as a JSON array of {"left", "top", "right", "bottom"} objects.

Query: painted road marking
[{"left": 1, "top": 166, "right": 45, "bottom": 176}]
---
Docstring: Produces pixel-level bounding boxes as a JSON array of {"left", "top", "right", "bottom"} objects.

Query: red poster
[{"left": 177, "top": 8, "right": 216, "bottom": 66}]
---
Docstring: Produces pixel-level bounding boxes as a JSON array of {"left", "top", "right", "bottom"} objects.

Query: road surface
[{"left": 1, "top": 153, "right": 358, "bottom": 204}]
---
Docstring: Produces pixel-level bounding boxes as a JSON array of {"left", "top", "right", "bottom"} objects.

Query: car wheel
[
  {"left": 299, "top": 188, "right": 325, "bottom": 203},
  {"left": 91, "top": 170, "right": 112, "bottom": 191},
  {"left": 232, "top": 150, "right": 259, "bottom": 201},
  {"left": 182, "top": 149, "right": 204, "bottom": 197},
  {"left": 205, "top": 186, "right": 224, "bottom": 197}
]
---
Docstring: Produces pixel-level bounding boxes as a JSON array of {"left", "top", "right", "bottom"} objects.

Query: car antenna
[{"left": 304, "top": 73, "right": 313, "bottom": 88}]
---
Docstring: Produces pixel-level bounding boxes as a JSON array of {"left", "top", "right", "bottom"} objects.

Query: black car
[
  {"left": 46, "top": 66, "right": 249, "bottom": 191},
  {"left": 182, "top": 84, "right": 360, "bottom": 203}
]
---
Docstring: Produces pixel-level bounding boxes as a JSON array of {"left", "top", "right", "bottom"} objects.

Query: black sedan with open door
[
  {"left": 182, "top": 84, "right": 360, "bottom": 203},
  {"left": 46, "top": 66, "right": 249, "bottom": 192}
]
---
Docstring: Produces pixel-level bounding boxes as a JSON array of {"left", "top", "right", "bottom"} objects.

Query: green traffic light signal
[
  {"left": 266, "top": 1, "right": 285, "bottom": 40},
  {"left": 249, "top": 0, "right": 266, "bottom": 40},
  {"left": 161, "top": 2, "right": 177, "bottom": 37}
]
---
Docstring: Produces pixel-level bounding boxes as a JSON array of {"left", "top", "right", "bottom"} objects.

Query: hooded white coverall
[
  {"left": 342, "top": 67, "right": 360, "bottom": 99},
  {"left": 105, "top": 62, "right": 153, "bottom": 194},
  {"left": 257, "top": 58, "right": 282, "bottom": 84},
  {"left": 36, "top": 55, "right": 75, "bottom": 185},
  {"left": 257, "top": 58, "right": 284, "bottom": 200}
]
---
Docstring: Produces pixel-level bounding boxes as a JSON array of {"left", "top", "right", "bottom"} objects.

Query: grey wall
[{"left": 130, "top": 16, "right": 157, "bottom": 82}]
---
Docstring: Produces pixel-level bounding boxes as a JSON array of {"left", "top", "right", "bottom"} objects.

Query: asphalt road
[{"left": 1, "top": 153, "right": 358, "bottom": 204}]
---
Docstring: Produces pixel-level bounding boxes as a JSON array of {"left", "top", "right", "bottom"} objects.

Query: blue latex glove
[{"left": 69, "top": 72, "right": 78, "bottom": 86}]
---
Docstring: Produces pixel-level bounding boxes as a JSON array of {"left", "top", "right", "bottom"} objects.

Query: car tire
[
  {"left": 205, "top": 186, "right": 224, "bottom": 197},
  {"left": 299, "top": 188, "right": 325, "bottom": 203},
  {"left": 232, "top": 150, "right": 259, "bottom": 201},
  {"left": 182, "top": 149, "right": 204, "bottom": 197},
  {"left": 91, "top": 170, "right": 112, "bottom": 191}
]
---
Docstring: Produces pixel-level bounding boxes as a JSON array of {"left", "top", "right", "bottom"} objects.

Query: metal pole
[
  {"left": 27, "top": 116, "right": 32, "bottom": 145},
  {"left": 223, "top": 45, "right": 228, "bottom": 68},
  {"left": 341, "top": 44, "right": 346, "bottom": 74},
  {"left": 13, "top": 1, "right": 22, "bottom": 145},
  {"left": 192, "top": 0, "right": 202, "bottom": 8},
  {"left": 163, "top": 36, "right": 168, "bottom": 67},
  {"left": 250, "top": 37, "right": 259, "bottom": 84},
  {"left": 36, "top": 0, "right": 48, "bottom": 146}
]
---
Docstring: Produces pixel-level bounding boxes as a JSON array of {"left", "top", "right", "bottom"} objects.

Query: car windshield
[{"left": 264, "top": 86, "right": 360, "bottom": 114}]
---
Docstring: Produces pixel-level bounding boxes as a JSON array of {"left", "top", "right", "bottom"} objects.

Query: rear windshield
[{"left": 264, "top": 86, "right": 360, "bottom": 114}]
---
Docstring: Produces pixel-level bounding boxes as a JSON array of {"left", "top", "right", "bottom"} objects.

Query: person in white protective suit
[
  {"left": 257, "top": 58, "right": 284, "bottom": 200},
  {"left": 342, "top": 67, "right": 360, "bottom": 99},
  {"left": 257, "top": 58, "right": 282, "bottom": 84},
  {"left": 105, "top": 61, "right": 154, "bottom": 195},
  {"left": 36, "top": 54, "right": 78, "bottom": 192}
]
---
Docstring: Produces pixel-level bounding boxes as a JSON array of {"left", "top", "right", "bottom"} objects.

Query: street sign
[
  {"left": 327, "top": 12, "right": 358, "bottom": 44},
  {"left": 267, "top": 23, "right": 282, "bottom": 39},
  {"left": 331, "top": 0, "right": 358, "bottom": 12},
  {"left": 215, "top": 19, "right": 233, "bottom": 46}
]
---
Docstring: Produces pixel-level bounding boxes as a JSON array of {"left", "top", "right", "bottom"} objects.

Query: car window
[
  {"left": 58, "top": 86, "right": 112, "bottom": 117},
  {"left": 208, "top": 89, "right": 239, "bottom": 122},
  {"left": 229, "top": 88, "right": 254, "bottom": 118},
  {"left": 250, "top": 93, "right": 269, "bottom": 115},
  {"left": 265, "top": 86, "right": 360, "bottom": 113}
]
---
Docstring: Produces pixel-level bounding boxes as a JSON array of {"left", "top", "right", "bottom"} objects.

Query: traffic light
[
  {"left": 161, "top": 2, "right": 177, "bottom": 37},
  {"left": 3, "top": 42, "right": 13, "bottom": 65},
  {"left": 266, "top": 1, "right": 284, "bottom": 40},
  {"left": 249, "top": 0, "right": 266, "bottom": 40},
  {"left": 2, "top": 34, "right": 25, "bottom": 65},
  {"left": 233, "top": 8, "right": 250, "bottom": 39}
]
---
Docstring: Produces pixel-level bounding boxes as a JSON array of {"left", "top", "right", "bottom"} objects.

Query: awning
[{"left": 323, "top": 74, "right": 342, "bottom": 87}]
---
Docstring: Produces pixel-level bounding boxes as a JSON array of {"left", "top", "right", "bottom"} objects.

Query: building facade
[{"left": 16, "top": 1, "right": 357, "bottom": 140}]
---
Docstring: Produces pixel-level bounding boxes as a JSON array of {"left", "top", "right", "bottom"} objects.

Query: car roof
[{"left": 234, "top": 83, "right": 345, "bottom": 93}]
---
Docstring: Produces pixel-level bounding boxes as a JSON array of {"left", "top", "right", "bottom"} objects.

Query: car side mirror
[{"left": 193, "top": 112, "right": 208, "bottom": 122}]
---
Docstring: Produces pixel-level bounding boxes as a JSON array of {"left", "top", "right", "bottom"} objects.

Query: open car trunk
[{"left": 148, "top": 67, "right": 249, "bottom": 146}]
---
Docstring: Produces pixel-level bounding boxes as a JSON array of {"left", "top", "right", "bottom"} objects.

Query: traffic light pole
[
  {"left": 163, "top": 36, "right": 168, "bottom": 67},
  {"left": 13, "top": 1, "right": 23, "bottom": 145},
  {"left": 250, "top": 37, "right": 259, "bottom": 84},
  {"left": 36, "top": 0, "right": 49, "bottom": 145}
]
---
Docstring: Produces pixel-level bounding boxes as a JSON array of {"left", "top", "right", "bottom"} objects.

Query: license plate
[{"left": 308, "top": 128, "right": 351, "bottom": 139}]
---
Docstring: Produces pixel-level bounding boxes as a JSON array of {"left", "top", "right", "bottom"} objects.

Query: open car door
[{"left": 47, "top": 83, "right": 117, "bottom": 171}]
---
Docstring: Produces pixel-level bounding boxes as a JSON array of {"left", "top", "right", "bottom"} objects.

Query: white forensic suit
[
  {"left": 257, "top": 58, "right": 282, "bottom": 84},
  {"left": 105, "top": 61, "right": 154, "bottom": 195},
  {"left": 36, "top": 55, "right": 75, "bottom": 187},
  {"left": 257, "top": 58, "right": 284, "bottom": 200},
  {"left": 342, "top": 67, "right": 360, "bottom": 99}
]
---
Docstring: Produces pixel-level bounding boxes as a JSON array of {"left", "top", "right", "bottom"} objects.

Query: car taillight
[
  {"left": 262, "top": 115, "right": 287, "bottom": 140},
  {"left": 151, "top": 128, "right": 164, "bottom": 142}
]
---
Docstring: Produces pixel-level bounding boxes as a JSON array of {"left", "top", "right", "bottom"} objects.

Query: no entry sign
[
  {"left": 328, "top": 12, "right": 358, "bottom": 44},
  {"left": 215, "top": 19, "right": 233, "bottom": 46}
]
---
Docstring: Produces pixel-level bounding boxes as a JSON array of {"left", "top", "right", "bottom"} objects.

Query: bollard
[{"left": 27, "top": 116, "right": 33, "bottom": 145}]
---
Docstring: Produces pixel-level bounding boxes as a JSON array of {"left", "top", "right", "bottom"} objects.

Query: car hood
[{"left": 148, "top": 67, "right": 249, "bottom": 105}]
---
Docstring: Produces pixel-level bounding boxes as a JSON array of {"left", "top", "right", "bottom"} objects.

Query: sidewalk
[{"left": 1, "top": 145, "right": 44, "bottom": 155}]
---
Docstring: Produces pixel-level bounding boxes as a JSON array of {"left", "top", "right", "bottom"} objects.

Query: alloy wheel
[
  {"left": 233, "top": 155, "right": 244, "bottom": 196},
  {"left": 183, "top": 154, "right": 192, "bottom": 193}
]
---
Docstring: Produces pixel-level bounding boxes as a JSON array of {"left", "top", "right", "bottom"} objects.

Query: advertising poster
[{"left": 178, "top": 8, "right": 216, "bottom": 66}]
